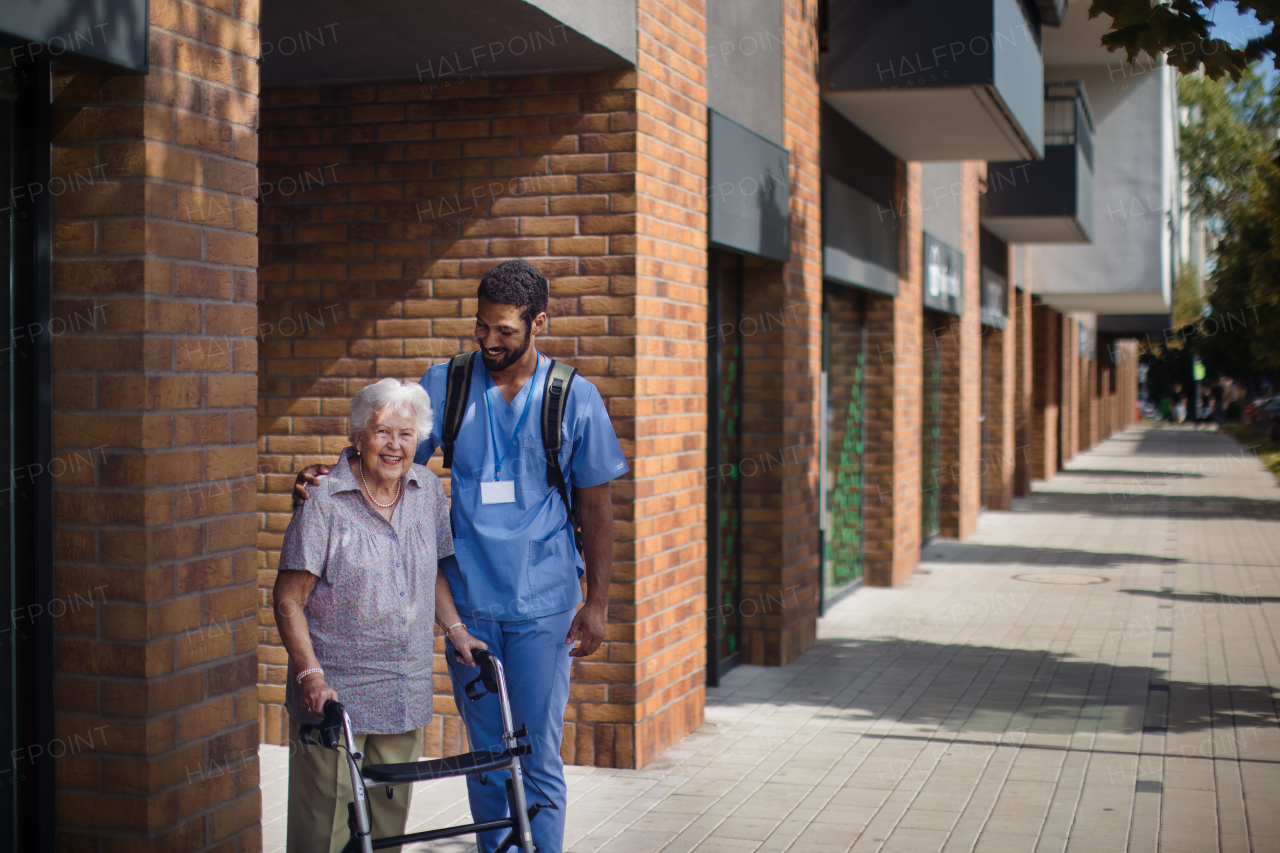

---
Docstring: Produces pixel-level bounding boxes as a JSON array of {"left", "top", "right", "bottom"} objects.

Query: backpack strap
[
  {"left": 540, "top": 359, "right": 582, "bottom": 554},
  {"left": 441, "top": 351, "right": 477, "bottom": 470}
]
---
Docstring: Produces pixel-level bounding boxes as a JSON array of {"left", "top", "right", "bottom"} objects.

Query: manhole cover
[{"left": 1013, "top": 573, "right": 1108, "bottom": 585}]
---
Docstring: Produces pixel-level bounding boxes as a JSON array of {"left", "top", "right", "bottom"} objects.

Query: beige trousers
[{"left": 286, "top": 720, "right": 423, "bottom": 853}]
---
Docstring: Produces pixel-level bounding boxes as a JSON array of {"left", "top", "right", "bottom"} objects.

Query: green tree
[
  {"left": 1178, "top": 68, "right": 1279, "bottom": 229},
  {"left": 1090, "top": 0, "right": 1277, "bottom": 80},
  {"left": 1197, "top": 155, "right": 1280, "bottom": 381},
  {"left": 1175, "top": 67, "right": 1280, "bottom": 380}
]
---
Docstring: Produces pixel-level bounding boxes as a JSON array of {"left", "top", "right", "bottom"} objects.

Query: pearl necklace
[{"left": 358, "top": 458, "right": 402, "bottom": 508}]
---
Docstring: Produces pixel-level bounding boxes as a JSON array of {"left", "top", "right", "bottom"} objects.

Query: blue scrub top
[{"left": 415, "top": 352, "right": 629, "bottom": 621}]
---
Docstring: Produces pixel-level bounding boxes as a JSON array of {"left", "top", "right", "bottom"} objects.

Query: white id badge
[{"left": 480, "top": 480, "right": 516, "bottom": 505}]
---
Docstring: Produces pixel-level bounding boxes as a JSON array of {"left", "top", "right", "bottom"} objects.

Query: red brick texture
[
  {"left": 253, "top": 0, "right": 715, "bottom": 770},
  {"left": 863, "top": 161, "right": 923, "bottom": 587},
  {"left": 733, "top": 0, "right": 824, "bottom": 667},
  {"left": 1030, "top": 303, "right": 1060, "bottom": 481},
  {"left": 626, "top": 0, "right": 711, "bottom": 769},
  {"left": 1013, "top": 284, "right": 1033, "bottom": 497},
  {"left": 50, "top": 0, "right": 262, "bottom": 849},
  {"left": 1060, "top": 313, "right": 1079, "bottom": 465},
  {"left": 935, "top": 162, "right": 984, "bottom": 540},
  {"left": 1027, "top": 302, "right": 1140, "bottom": 482},
  {"left": 251, "top": 69, "right": 651, "bottom": 765}
]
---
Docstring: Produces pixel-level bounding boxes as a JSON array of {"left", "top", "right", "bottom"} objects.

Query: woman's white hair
[{"left": 349, "top": 378, "right": 433, "bottom": 444}]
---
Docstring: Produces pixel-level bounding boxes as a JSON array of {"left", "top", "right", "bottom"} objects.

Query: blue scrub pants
[{"left": 445, "top": 608, "right": 575, "bottom": 853}]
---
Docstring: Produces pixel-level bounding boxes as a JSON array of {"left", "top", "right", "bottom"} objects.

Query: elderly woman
[{"left": 276, "top": 378, "right": 486, "bottom": 853}]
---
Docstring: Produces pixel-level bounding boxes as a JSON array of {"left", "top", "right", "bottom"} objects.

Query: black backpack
[{"left": 439, "top": 351, "right": 583, "bottom": 554}]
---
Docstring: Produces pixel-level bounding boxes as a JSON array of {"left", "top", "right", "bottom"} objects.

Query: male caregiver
[{"left": 293, "top": 259, "right": 628, "bottom": 853}]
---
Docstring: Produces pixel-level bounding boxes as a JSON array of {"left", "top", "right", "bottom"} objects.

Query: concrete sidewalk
[{"left": 260, "top": 425, "right": 1280, "bottom": 852}]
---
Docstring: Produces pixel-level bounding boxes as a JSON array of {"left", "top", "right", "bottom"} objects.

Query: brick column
[
  {"left": 734, "top": 0, "right": 823, "bottom": 667},
  {"left": 1013, "top": 284, "right": 1032, "bottom": 496},
  {"left": 626, "top": 0, "right": 711, "bottom": 768},
  {"left": 864, "top": 161, "right": 922, "bottom": 586},
  {"left": 1060, "top": 314, "right": 1078, "bottom": 464},
  {"left": 1029, "top": 303, "right": 1059, "bottom": 481},
  {"left": 1117, "top": 339, "right": 1139, "bottom": 428},
  {"left": 51, "top": 0, "right": 261, "bottom": 848},
  {"left": 989, "top": 243, "right": 1017, "bottom": 510},
  {"left": 983, "top": 323, "right": 1014, "bottom": 510},
  {"left": 1081, "top": 352, "right": 1097, "bottom": 450},
  {"left": 1100, "top": 356, "right": 1115, "bottom": 438},
  {"left": 935, "top": 162, "right": 982, "bottom": 540}
]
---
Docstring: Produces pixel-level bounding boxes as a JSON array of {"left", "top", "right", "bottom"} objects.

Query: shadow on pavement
[
  {"left": 1117, "top": 588, "right": 1280, "bottom": 605},
  {"left": 1125, "top": 429, "right": 1251, "bottom": 457},
  {"left": 712, "top": 639, "right": 1280, "bottom": 738},
  {"left": 926, "top": 541, "right": 1180, "bottom": 567},
  {"left": 1017, "top": 490, "right": 1280, "bottom": 520},
  {"left": 1057, "top": 468, "right": 1208, "bottom": 479}
]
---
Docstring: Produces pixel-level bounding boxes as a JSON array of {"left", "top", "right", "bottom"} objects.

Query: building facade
[{"left": 1, "top": 0, "right": 1167, "bottom": 847}]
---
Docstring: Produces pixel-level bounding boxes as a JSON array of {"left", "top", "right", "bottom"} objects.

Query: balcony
[
  {"left": 822, "top": 0, "right": 1045, "bottom": 162},
  {"left": 259, "top": 0, "right": 635, "bottom": 85},
  {"left": 981, "top": 82, "right": 1095, "bottom": 243}
]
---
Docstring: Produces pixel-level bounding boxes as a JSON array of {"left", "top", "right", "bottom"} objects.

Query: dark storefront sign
[
  {"left": 708, "top": 110, "right": 790, "bottom": 263},
  {"left": 923, "top": 233, "right": 963, "bottom": 315},
  {"left": 981, "top": 266, "right": 1007, "bottom": 329},
  {"left": 0, "top": 0, "right": 150, "bottom": 73},
  {"left": 823, "top": 173, "right": 898, "bottom": 296}
]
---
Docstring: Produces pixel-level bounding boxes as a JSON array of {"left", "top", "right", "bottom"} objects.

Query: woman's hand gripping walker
[{"left": 298, "top": 649, "right": 539, "bottom": 853}]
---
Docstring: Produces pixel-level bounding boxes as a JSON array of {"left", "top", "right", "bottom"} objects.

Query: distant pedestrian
[
  {"left": 1211, "top": 381, "right": 1226, "bottom": 428},
  {"left": 1173, "top": 383, "right": 1187, "bottom": 424}
]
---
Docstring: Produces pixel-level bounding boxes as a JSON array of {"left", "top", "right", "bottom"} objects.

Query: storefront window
[
  {"left": 822, "top": 284, "right": 865, "bottom": 602},
  {"left": 706, "top": 251, "right": 744, "bottom": 682}
]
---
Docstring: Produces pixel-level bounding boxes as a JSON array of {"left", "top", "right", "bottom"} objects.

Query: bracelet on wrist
[
  {"left": 444, "top": 622, "right": 466, "bottom": 636},
  {"left": 296, "top": 667, "right": 324, "bottom": 685}
]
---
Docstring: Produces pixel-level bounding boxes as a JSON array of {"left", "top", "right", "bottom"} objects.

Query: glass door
[
  {"left": 0, "top": 72, "right": 17, "bottom": 848},
  {"left": 0, "top": 64, "right": 51, "bottom": 849},
  {"left": 706, "top": 250, "right": 743, "bottom": 685},
  {"left": 821, "top": 284, "right": 865, "bottom": 608}
]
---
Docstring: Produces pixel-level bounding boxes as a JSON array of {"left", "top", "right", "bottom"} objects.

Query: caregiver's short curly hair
[{"left": 349, "top": 378, "right": 433, "bottom": 444}]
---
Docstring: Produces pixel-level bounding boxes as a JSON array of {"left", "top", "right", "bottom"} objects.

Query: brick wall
[
  {"left": 252, "top": 68, "right": 651, "bottom": 764},
  {"left": 1060, "top": 314, "right": 1078, "bottom": 465},
  {"left": 863, "top": 160, "right": 922, "bottom": 586},
  {"left": 733, "top": 0, "right": 823, "bottom": 666},
  {"left": 1080, "top": 350, "right": 1096, "bottom": 451},
  {"left": 1030, "top": 303, "right": 1059, "bottom": 481},
  {"left": 255, "top": 0, "right": 713, "bottom": 770},
  {"left": 1012, "top": 286, "right": 1032, "bottom": 496},
  {"left": 626, "top": 0, "right": 711, "bottom": 767},
  {"left": 934, "top": 162, "right": 983, "bottom": 540},
  {"left": 51, "top": 0, "right": 262, "bottom": 848}
]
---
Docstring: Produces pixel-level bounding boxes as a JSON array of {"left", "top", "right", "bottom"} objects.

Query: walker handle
[
  {"left": 297, "top": 699, "right": 344, "bottom": 749},
  {"left": 453, "top": 648, "right": 500, "bottom": 700}
]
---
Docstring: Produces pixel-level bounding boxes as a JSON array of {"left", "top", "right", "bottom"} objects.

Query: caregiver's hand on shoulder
[
  {"left": 451, "top": 628, "right": 488, "bottom": 667},
  {"left": 292, "top": 464, "right": 330, "bottom": 510}
]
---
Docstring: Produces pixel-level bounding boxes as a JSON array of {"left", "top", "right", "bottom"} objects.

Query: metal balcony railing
[{"left": 1044, "top": 80, "right": 1095, "bottom": 169}]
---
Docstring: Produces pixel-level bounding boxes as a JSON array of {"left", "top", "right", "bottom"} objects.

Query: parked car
[{"left": 1244, "top": 396, "right": 1278, "bottom": 425}]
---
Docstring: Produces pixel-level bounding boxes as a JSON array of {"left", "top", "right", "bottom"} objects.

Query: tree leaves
[
  {"left": 1178, "top": 69, "right": 1278, "bottom": 226},
  {"left": 1089, "top": 0, "right": 1278, "bottom": 80}
]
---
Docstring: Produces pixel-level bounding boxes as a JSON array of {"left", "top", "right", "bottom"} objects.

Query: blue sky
[{"left": 1207, "top": 2, "right": 1272, "bottom": 48}]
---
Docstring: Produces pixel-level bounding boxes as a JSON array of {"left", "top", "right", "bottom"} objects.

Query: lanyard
[{"left": 483, "top": 355, "right": 541, "bottom": 480}]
